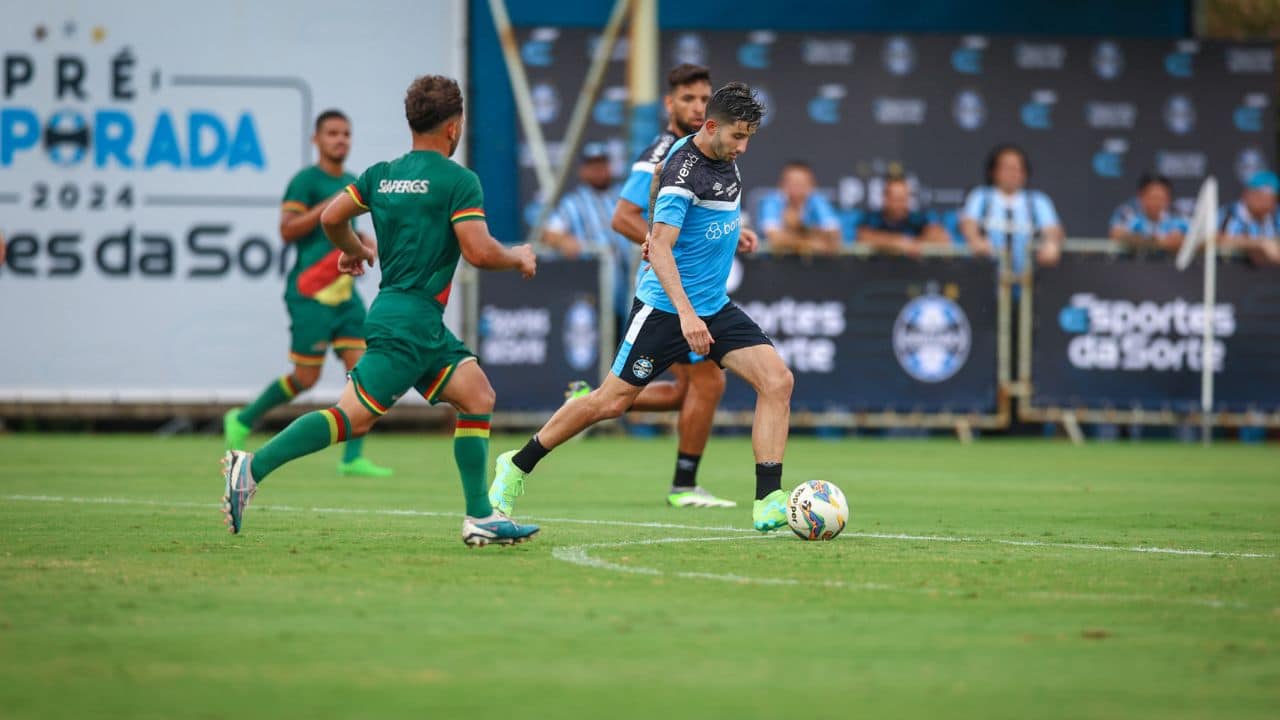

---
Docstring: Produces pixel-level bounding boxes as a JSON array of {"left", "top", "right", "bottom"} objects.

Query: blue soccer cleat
[
  {"left": 461, "top": 511, "right": 540, "bottom": 547},
  {"left": 220, "top": 450, "right": 258, "bottom": 534}
]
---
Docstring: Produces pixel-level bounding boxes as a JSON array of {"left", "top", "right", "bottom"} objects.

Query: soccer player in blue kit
[
  {"left": 491, "top": 83, "right": 795, "bottom": 532},
  {"left": 609, "top": 63, "right": 739, "bottom": 510}
]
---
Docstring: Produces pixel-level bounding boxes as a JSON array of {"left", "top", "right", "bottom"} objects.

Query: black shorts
[{"left": 610, "top": 299, "right": 772, "bottom": 386}]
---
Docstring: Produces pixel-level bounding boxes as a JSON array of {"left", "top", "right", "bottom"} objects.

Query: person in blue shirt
[
  {"left": 1222, "top": 170, "right": 1280, "bottom": 266},
  {"left": 758, "top": 161, "right": 842, "bottom": 254},
  {"left": 1108, "top": 173, "right": 1187, "bottom": 255},
  {"left": 959, "top": 144, "right": 1064, "bottom": 271},
  {"left": 492, "top": 82, "right": 798, "bottom": 533},
  {"left": 856, "top": 177, "right": 949, "bottom": 257},
  {"left": 542, "top": 143, "right": 634, "bottom": 330},
  {"left": 601, "top": 63, "right": 737, "bottom": 509}
]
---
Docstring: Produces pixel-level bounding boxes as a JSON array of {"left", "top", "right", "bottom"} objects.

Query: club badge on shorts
[{"left": 631, "top": 356, "right": 654, "bottom": 379}]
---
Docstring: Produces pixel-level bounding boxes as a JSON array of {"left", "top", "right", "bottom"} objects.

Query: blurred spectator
[
  {"left": 0, "top": 231, "right": 5, "bottom": 265},
  {"left": 758, "top": 161, "right": 842, "bottom": 255},
  {"left": 543, "top": 142, "right": 634, "bottom": 325},
  {"left": 959, "top": 144, "right": 1064, "bottom": 269},
  {"left": 1221, "top": 170, "right": 1280, "bottom": 266},
  {"left": 856, "top": 177, "right": 949, "bottom": 257},
  {"left": 1108, "top": 173, "right": 1187, "bottom": 255}
]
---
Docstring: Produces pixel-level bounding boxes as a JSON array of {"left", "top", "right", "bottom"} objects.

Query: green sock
[
  {"left": 237, "top": 375, "right": 302, "bottom": 426},
  {"left": 342, "top": 435, "right": 364, "bottom": 463},
  {"left": 250, "top": 407, "right": 351, "bottom": 482},
  {"left": 454, "top": 413, "right": 493, "bottom": 518}
]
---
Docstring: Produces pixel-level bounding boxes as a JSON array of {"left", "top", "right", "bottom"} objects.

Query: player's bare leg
[
  {"left": 489, "top": 375, "right": 643, "bottom": 515},
  {"left": 719, "top": 344, "right": 793, "bottom": 531},
  {"left": 335, "top": 348, "right": 392, "bottom": 477}
]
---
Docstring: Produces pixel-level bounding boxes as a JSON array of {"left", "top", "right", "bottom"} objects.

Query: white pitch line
[
  {"left": 551, "top": 535, "right": 1251, "bottom": 610},
  {"left": 3, "top": 494, "right": 1274, "bottom": 559}
]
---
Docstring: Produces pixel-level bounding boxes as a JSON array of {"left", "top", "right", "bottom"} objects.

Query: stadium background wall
[{"left": 468, "top": 0, "right": 1192, "bottom": 246}]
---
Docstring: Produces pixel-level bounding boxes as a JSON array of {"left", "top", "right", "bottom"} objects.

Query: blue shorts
[{"left": 610, "top": 298, "right": 772, "bottom": 386}]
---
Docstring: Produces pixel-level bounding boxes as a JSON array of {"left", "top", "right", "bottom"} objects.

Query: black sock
[
  {"left": 512, "top": 435, "right": 550, "bottom": 473},
  {"left": 755, "top": 462, "right": 782, "bottom": 500},
  {"left": 673, "top": 452, "right": 701, "bottom": 488}
]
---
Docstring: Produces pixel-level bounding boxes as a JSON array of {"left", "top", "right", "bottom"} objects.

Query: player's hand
[
  {"left": 680, "top": 313, "right": 714, "bottom": 356},
  {"left": 511, "top": 243, "right": 537, "bottom": 279},
  {"left": 641, "top": 233, "right": 652, "bottom": 262},
  {"left": 338, "top": 235, "right": 377, "bottom": 276},
  {"left": 338, "top": 246, "right": 376, "bottom": 276},
  {"left": 737, "top": 228, "right": 759, "bottom": 254}
]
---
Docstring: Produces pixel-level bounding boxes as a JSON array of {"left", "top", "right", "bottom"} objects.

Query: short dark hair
[
  {"left": 884, "top": 176, "right": 910, "bottom": 190},
  {"left": 1137, "top": 172, "right": 1172, "bottom": 192},
  {"left": 314, "top": 109, "right": 348, "bottom": 132},
  {"left": 667, "top": 63, "right": 711, "bottom": 93},
  {"left": 707, "top": 82, "right": 765, "bottom": 129},
  {"left": 404, "top": 75, "right": 464, "bottom": 134}
]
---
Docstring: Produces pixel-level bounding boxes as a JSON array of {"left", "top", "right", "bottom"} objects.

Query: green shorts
[
  {"left": 347, "top": 294, "right": 475, "bottom": 414},
  {"left": 286, "top": 295, "right": 367, "bottom": 366}
]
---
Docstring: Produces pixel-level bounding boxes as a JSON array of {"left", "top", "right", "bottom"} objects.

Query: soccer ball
[{"left": 786, "top": 480, "right": 849, "bottom": 541}]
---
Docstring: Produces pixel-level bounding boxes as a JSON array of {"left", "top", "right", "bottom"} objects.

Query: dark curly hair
[
  {"left": 707, "top": 81, "right": 764, "bottom": 129},
  {"left": 404, "top": 75, "right": 463, "bottom": 134},
  {"left": 667, "top": 63, "right": 710, "bottom": 92}
]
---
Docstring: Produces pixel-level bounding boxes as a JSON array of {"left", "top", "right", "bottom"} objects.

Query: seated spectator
[
  {"left": 959, "top": 144, "right": 1064, "bottom": 270},
  {"left": 1221, "top": 170, "right": 1280, "bottom": 266},
  {"left": 758, "top": 161, "right": 842, "bottom": 255},
  {"left": 1109, "top": 173, "right": 1187, "bottom": 255},
  {"left": 856, "top": 177, "right": 949, "bottom": 257},
  {"left": 543, "top": 142, "right": 634, "bottom": 329}
]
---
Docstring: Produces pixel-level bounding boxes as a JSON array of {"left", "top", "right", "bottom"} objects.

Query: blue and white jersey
[
  {"left": 618, "top": 131, "right": 679, "bottom": 211},
  {"left": 1109, "top": 199, "right": 1188, "bottom": 237},
  {"left": 636, "top": 135, "right": 742, "bottom": 317},
  {"left": 960, "top": 186, "right": 1061, "bottom": 274},
  {"left": 1222, "top": 201, "right": 1278, "bottom": 238}
]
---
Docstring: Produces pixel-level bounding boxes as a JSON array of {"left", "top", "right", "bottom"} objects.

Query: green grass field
[{"left": 1, "top": 433, "right": 1277, "bottom": 719}]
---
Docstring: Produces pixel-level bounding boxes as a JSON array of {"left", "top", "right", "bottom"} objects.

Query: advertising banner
[
  {"left": 477, "top": 258, "right": 605, "bottom": 412},
  {"left": 718, "top": 256, "right": 999, "bottom": 413},
  {"left": 1, "top": 0, "right": 464, "bottom": 403},
  {"left": 515, "top": 29, "right": 1274, "bottom": 239},
  {"left": 1031, "top": 256, "right": 1280, "bottom": 412}
]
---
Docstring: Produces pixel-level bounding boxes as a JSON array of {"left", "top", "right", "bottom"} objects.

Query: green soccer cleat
[
  {"left": 488, "top": 450, "right": 526, "bottom": 516},
  {"left": 752, "top": 489, "right": 788, "bottom": 532},
  {"left": 667, "top": 486, "right": 737, "bottom": 508},
  {"left": 565, "top": 380, "right": 592, "bottom": 402},
  {"left": 337, "top": 457, "right": 394, "bottom": 478},
  {"left": 223, "top": 408, "right": 250, "bottom": 451}
]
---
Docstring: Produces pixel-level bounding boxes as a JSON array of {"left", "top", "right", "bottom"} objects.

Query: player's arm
[
  {"left": 320, "top": 192, "right": 376, "bottom": 275},
  {"left": 280, "top": 200, "right": 332, "bottom": 243},
  {"left": 647, "top": 221, "right": 712, "bottom": 355},
  {"left": 611, "top": 198, "right": 649, "bottom": 245},
  {"left": 455, "top": 220, "right": 536, "bottom": 278}
]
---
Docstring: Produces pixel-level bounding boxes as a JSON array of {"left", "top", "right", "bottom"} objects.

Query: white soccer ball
[{"left": 786, "top": 480, "right": 849, "bottom": 541}]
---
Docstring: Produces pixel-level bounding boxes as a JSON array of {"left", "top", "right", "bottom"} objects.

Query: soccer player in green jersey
[
  {"left": 222, "top": 110, "right": 392, "bottom": 478},
  {"left": 221, "top": 75, "right": 541, "bottom": 546}
]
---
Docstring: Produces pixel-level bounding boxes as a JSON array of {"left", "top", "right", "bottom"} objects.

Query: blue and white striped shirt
[{"left": 547, "top": 184, "right": 634, "bottom": 320}]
